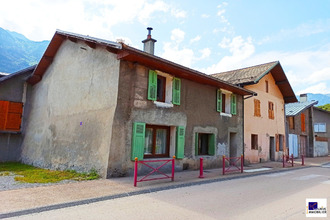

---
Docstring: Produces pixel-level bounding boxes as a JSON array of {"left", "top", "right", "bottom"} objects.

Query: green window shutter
[
  {"left": 208, "top": 134, "right": 216, "bottom": 155},
  {"left": 131, "top": 122, "right": 146, "bottom": 161},
  {"left": 172, "top": 77, "right": 181, "bottom": 105},
  {"left": 216, "top": 89, "right": 222, "bottom": 112},
  {"left": 195, "top": 133, "right": 199, "bottom": 156},
  {"left": 231, "top": 94, "right": 237, "bottom": 115},
  {"left": 148, "top": 70, "right": 157, "bottom": 101},
  {"left": 176, "top": 126, "right": 185, "bottom": 159}
]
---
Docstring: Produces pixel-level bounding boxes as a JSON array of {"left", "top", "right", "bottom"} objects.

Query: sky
[{"left": 1, "top": 0, "right": 330, "bottom": 95}]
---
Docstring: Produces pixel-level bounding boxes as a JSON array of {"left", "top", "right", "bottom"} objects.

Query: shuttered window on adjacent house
[
  {"left": 172, "top": 77, "right": 181, "bottom": 105},
  {"left": 176, "top": 126, "right": 185, "bottom": 159},
  {"left": 131, "top": 122, "right": 146, "bottom": 161},
  {"left": 216, "top": 89, "right": 222, "bottom": 112},
  {"left": 231, "top": 94, "right": 237, "bottom": 115},
  {"left": 268, "top": 101, "right": 274, "bottom": 119},
  {"left": 254, "top": 99, "right": 261, "bottom": 117},
  {"left": 251, "top": 134, "right": 258, "bottom": 150},
  {"left": 148, "top": 70, "right": 157, "bottom": 101},
  {"left": 301, "top": 113, "right": 306, "bottom": 132},
  {"left": 0, "top": 101, "right": 23, "bottom": 132},
  {"left": 195, "top": 133, "right": 215, "bottom": 156},
  {"left": 289, "top": 117, "right": 295, "bottom": 129}
]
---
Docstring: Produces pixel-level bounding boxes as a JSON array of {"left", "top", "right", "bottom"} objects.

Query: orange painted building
[{"left": 213, "top": 61, "right": 297, "bottom": 163}]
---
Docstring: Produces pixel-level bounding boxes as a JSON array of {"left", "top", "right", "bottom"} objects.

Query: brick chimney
[
  {"left": 142, "top": 27, "right": 156, "bottom": 55},
  {"left": 300, "top": 94, "right": 308, "bottom": 102}
]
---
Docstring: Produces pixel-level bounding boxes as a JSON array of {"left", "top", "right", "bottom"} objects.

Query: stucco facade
[
  {"left": 244, "top": 73, "right": 286, "bottom": 163},
  {"left": 0, "top": 67, "right": 34, "bottom": 162},
  {"left": 107, "top": 61, "right": 244, "bottom": 177},
  {"left": 21, "top": 40, "right": 120, "bottom": 177}
]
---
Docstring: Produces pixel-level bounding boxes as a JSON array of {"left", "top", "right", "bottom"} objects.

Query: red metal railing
[
  {"left": 222, "top": 155, "right": 243, "bottom": 175},
  {"left": 199, "top": 158, "right": 204, "bottom": 178},
  {"left": 282, "top": 154, "right": 294, "bottom": 167},
  {"left": 134, "top": 156, "right": 175, "bottom": 187}
]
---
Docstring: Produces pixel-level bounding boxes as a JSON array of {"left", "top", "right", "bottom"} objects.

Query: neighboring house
[
  {"left": 285, "top": 94, "right": 318, "bottom": 158},
  {"left": 19, "top": 29, "right": 254, "bottom": 178},
  {"left": 313, "top": 107, "right": 330, "bottom": 156},
  {"left": 0, "top": 66, "right": 35, "bottom": 162},
  {"left": 212, "top": 61, "right": 297, "bottom": 164}
]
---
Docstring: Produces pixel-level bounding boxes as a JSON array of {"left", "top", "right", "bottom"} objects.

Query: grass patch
[{"left": 0, "top": 162, "right": 99, "bottom": 183}]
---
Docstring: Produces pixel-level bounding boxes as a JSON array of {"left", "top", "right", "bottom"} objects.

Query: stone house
[
  {"left": 285, "top": 94, "right": 318, "bottom": 157},
  {"left": 313, "top": 107, "right": 330, "bottom": 156},
  {"left": 212, "top": 61, "right": 297, "bottom": 164},
  {"left": 18, "top": 29, "right": 254, "bottom": 178},
  {"left": 0, "top": 66, "right": 35, "bottom": 162}
]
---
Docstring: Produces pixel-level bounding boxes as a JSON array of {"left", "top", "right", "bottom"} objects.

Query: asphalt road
[{"left": 8, "top": 166, "right": 330, "bottom": 220}]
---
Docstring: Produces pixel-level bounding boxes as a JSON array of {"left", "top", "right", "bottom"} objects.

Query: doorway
[
  {"left": 300, "top": 135, "right": 307, "bottom": 157},
  {"left": 269, "top": 136, "right": 275, "bottom": 161}
]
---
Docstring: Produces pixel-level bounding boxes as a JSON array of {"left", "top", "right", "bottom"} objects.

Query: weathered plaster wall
[
  {"left": 244, "top": 73, "right": 286, "bottom": 163},
  {"left": 21, "top": 40, "right": 120, "bottom": 177},
  {"left": 0, "top": 73, "right": 31, "bottom": 162},
  {"left": 107, "top": 61, "right": 244, "bottom": 177}
]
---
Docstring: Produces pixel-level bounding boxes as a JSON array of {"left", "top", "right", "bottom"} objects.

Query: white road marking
[
  {"left": 321, "top": 180, "right": 330, "bottom": 184},
  {"left": 244, "top": 168, "right": 272, "bottom": 173},
  {"left": 265, "top": 171, "right": 295, "bottom": 177}
]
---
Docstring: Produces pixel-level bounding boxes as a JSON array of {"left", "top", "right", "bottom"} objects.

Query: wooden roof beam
[{"left": 85, "top": 41, "right": 96, "bottom": 49}]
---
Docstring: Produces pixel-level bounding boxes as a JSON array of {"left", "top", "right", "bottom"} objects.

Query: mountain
[
  {"left": 296, "top": 93, "right": 330, "bottom": 106},
  {"left": 0, "top": 27, "right": 49, "bottom": 73}
]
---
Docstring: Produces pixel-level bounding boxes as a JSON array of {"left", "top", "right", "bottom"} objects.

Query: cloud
[
  {"left": 0, "top": 0, "right": 182, "bottom": 41},
  {"left": 259, "top": 19, "right": 330, "bottom": 45},
  {"left": 201, "top": 14, "right": 210, "bottom": 18},
  {"left": 199, "top": 48, "right": 211, "bottom": 59},
  {"left": 170, "top": 28, "right": 185, "bottom": 43},
  {"left": 190, "top": 35, "right": 201, "bottom": 43},
  {"left": 216, "top": 2, "right": 230, "bottom": 25},
  {"left": 296, "top": 83, "right": 329, "bottom": 95},
  {"left": 203, "top": 36, "right": 255, "bottom": 73}
]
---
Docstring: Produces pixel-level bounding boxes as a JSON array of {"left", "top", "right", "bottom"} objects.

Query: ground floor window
[
  {"left": 251, "top": 134, "right": 258, "bottom": 150},
  {"left": 195, "top": 133, "right": 215, "bottom": 156},
  {"left": 144, "top": 125, "right": 170, "bottom": 158}
]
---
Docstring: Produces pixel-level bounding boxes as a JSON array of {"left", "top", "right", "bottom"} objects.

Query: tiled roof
[
  {"left": 285, "top": 101, "right": 319, "bottom": 116},
  {"left": 212, "top": 61, "right": 278, "bottom": 85}
]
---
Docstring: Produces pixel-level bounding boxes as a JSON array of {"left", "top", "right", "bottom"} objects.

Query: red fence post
[
  {"left": 171, "top": 155, "right": 175, "bottom": 181},
  {"left": 199, "top": 157, "right": 204, "bottom": 178},
  {"left": 302, "top": 154, "right": 304, "bottom": 166},
  {"left": 222, "top": 155, "right": 225, "bottom": 175},
  {"left": 241, "top": 155, "right": 243, "bottom": 173},
  {"left": 283, "top": 154, "right": 285, "bottom": 168},
  {"left": 134, "top": 157, "right": 138, "bottom": 187},
  {"left": 291, "top": 154, "right": 294, "bottom": 167}
]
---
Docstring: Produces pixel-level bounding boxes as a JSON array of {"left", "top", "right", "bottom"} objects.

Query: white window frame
[{"left": 314, "top": 123, "right": 326, "bottom": 133}]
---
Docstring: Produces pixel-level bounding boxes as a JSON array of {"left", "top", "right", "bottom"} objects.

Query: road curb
[{"left": 0, "top": 165, "right": 311, "bottom": 219}]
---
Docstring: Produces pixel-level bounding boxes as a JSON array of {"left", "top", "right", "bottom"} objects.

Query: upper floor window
[
  {"left": 254, "top": 99, "right": 261, "bottom": 117},
  {"left": 0, "top": 101, "right": 23, "bottom": 132},
  {"left": 301, "top": 113, "right": 306, "bottom": 132},
  {"left": 216, "top": 89, "right": 237, "bottom": 116},
  {"left": 288, "top": 116, "right": 295, "bottom": 130},
  {"left": 314, "top": 123, "right": 326, "bottom": 133},
  {"left": 265, "top": 80, "right": 269, "bottom": 93},
  {"left": 251, "top": 134, "right": 258, "bottom": 150},
  {"left": 268, "top": 101, "right": 274, "bottom": 119},
  {"left": 148, "top": 70, "right": 180, "bottom": 106}
]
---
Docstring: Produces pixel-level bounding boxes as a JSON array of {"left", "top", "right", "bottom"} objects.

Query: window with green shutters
[
  {"left": 216, "top": 89, "right": 222, "bottom": 112},
  {"left": 195, "top": 133, "right": 216, "bottom": 156},
  {"left": 147, "top": 70, "right": 181, "bottom": 106},
  {"left": 131, "top": 122, "right": 146, "bottom": 161},
  {"left": 148, "top": 70, "right": 157, "bottom": 101},
  {"left": 231, "top": 94, "right": 237, "bottom": 115},
  {"left": 176, "top": 126, "right": 185, "bottom": 159},
  {"left": 172, "top": 77, "right": 181, "bottom": 105}
]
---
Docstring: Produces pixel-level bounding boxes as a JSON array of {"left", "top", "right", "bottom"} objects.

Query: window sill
[
  {"left": 0, "top": 130, "right": 21, "bottom": 134},
  {"left": 220, "top": 112, "right": 232, "bottom": 117},
  {"left": 153, "top": 101, "right": 174, "bottom": 108}
]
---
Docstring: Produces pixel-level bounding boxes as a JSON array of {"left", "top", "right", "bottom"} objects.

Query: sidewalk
[{"left": 1, "top": 156, "right": 329, "bottom": 218}]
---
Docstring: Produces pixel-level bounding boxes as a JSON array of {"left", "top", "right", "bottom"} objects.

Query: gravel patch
[{"left": 0, "top": 173, "right": 77, "bottom": 191}]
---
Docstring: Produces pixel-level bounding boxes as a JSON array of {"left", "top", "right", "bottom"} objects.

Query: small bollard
[
  {"left": 282, "top": 154, "right": 285, "bottom": 168},
  {"left": 222, "top": 155, "right": 225, "bottom": 175},
  {"left": 291, "top": 154, "right": 294, "bottom": 167},
  {"left": 240, "top": 155, "right": 243, "bottom": 173},
  {"left": 171, "top": 155, "right": 176, "bottom": 181},
  {"left": 302, "top": 154, "right": 304, "bottom": 166},
  {"left": 199, "top": 158, "right": 204, "bottom": 178},
  {"left": 134, "top": 157, "right": 138, "bottom": 187}
]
